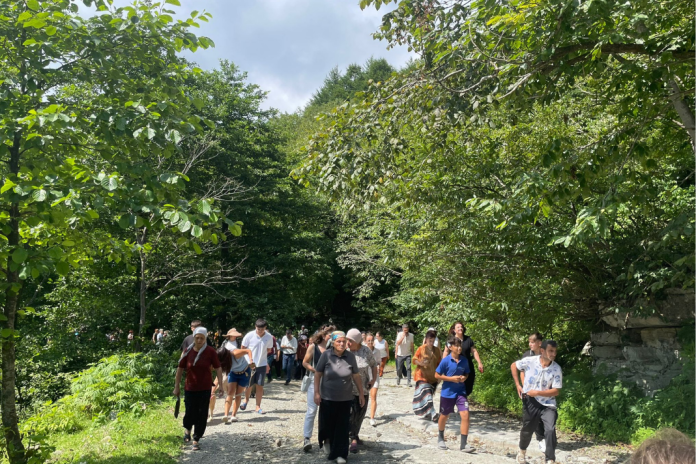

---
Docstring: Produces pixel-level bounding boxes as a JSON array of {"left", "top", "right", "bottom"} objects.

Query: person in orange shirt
[{"left": 412, "top": 330, "right": 442, "bottom": 421}]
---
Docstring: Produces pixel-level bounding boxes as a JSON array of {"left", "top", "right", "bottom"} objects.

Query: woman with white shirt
[{"left": 374, "top": 332, "right": 389, "bottom": 377}]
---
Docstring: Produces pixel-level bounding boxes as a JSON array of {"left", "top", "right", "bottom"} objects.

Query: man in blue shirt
[{"left": 434, "top": 336, "right": 476, "bottom": 453}]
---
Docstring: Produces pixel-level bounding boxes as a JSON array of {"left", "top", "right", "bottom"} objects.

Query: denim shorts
[
  {"left": 227, "top": 367, "right": 252, "bottom": 388},
  {"left": 439, "top": 395, "right": 469, "bottom": 415}
]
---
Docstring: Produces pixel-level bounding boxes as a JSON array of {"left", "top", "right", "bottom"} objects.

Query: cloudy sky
[{"left": 162, "top": 0, "right": 414, "bottom": 113}]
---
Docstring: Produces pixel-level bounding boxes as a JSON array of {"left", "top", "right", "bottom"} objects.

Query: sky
[{"left": 161, "top": 0, "right": 415, "bottom": 113}]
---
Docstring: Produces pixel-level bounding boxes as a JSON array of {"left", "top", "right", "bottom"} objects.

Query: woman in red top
[{"left": 173, "top": 327, "right": 223, "bottom": 451}]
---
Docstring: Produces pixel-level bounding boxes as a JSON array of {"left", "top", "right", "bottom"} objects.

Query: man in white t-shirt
[
  {"left": 241, "top": 319, "right": 274, "bottom": 414},
  {"left": 280, "top": 329, "right": 298, "bottom": 385},
  {"left": 395, "top": 323, "right": 415, "bottom": 386}
]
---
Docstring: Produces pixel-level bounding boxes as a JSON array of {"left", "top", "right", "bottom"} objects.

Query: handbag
[{"left": 301, "top": 344, "right": 320, "bottom": 392}]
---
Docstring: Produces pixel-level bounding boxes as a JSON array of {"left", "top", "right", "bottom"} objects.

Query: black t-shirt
[
  {"left": 461, "top": 335, "right": 475, "bottom": 362},
  {"left": 521, "top": 349, "right": 538, "bottom": 359}
]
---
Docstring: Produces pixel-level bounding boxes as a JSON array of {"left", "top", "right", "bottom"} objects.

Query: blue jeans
[{"left": 282, "top": 353, "right": 295, "bottom": 382}]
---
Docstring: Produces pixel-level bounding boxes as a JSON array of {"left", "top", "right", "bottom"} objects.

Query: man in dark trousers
[
  {"left": 510, "top": 340, "right": 562, "bottom": 464},
  {"left": 517, "top": 332, "right": 546, "bottom": 452}
]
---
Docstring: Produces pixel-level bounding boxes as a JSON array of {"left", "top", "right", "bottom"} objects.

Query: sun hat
[
  {"left": 225, "top": 328, "right": 242, "bottom": 338},
  {"left": 346, "top": 328, "right": 362, "bottom": 344}
]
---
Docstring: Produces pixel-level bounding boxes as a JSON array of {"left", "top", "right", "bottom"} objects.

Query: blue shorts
[
  {"left": 439, "top": 395, "right": 469, "bottom": 416},
  {"left": 228, "top": 367, "right": 252, "bottom": 388}
]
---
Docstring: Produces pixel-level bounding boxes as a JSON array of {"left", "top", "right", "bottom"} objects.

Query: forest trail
[{"left": 180, "top": 367, "right": 632, "bottom": 464}]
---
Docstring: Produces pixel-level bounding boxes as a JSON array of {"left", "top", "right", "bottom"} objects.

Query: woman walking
[
  {"left": 301, "top": 324, "right": 333, "bottom": 452},
  {"left": 220, "top": 328, "right": 253, "bottom": 423},
  {"left": 314, "top": 331, "right": 365, "bottom": 464},
  {"left": 442, "top": 322, "right": 484, "bottom": 396},
  {"left": 346, "top": 329, "right": 377, "bottom": 454},
  {"left": 374, "top": 332, "right": 389, "bottom": 377},
  {"left": 412, "top": 330, "right": 442, "bottom": 421},
  {"left": 364, "top": 333, "right": 383, "bottom": 426},
  {"left": 173, "top": 327, "right": 223, "bottom": 451}
]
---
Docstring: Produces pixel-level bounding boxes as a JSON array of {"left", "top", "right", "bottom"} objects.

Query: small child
[{"left": 434, "top": 336, "right": 476, "bottom": 453}]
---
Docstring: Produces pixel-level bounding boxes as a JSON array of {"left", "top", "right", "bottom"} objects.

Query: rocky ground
[{"left": 180, "top": 368, "right": 633, "bottom": 464}]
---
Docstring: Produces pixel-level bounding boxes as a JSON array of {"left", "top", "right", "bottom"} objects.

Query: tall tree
[{"left": 0, "top": 1, "right": 218, "bottom": 461}]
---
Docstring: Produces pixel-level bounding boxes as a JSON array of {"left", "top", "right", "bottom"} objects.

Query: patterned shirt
[
  {"left": 515, "top": 355, "right": 563, "bottom": 408},
  {"left": 351, "top": 344, "right": 377, "bottom": 396}
]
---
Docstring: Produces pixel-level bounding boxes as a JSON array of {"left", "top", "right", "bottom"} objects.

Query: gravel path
[{"left": 179, "top": 368, "right": 632, "bottom": 464}]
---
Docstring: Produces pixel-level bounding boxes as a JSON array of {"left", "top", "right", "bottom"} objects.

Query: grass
[{"left": 47, "top": 400, "right": 182, "bottom": 464}]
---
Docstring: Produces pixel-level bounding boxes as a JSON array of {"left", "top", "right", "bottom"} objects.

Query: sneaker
[
  {"left": 516, "top": 450, "right": 526, "bottom": 463},
  {"left": 284, "top": 380, "right": 290, "bottom": 385},
  {"left": 349, "top": 441, "right": 358, "bottom": 454},
  {"left": 407, "top": 380, "right": 412, "bottom": 387},
  {"left": 303, "top": 438, "right": 312, "bottom": 452},
  {"left": 438, "top": 439, "right": 447, "bottom": 450},
  {"left": 538, "top": 439, "right": 546, "bottom": 452},
  {"left": 461, "top": 444, "right": 476, "bottom": 453},
  {"left": 397, "top": 379, "right": 401, "bottom": 385},
  {"left": 223, "top": 416, "right": 230, "bottom": 424},
  {"left": 230, "top": 416, "right": 238, "bottom": 422},
  {"left": 370, "top": 418, "right": 376, "bottom": 427},
  {"left": 337, "top": 458, "right": 347, "bottom": 464}
]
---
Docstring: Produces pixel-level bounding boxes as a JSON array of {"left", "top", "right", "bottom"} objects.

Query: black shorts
[{"left": 250, "top": 367, "right": 266, "bottom": 387}]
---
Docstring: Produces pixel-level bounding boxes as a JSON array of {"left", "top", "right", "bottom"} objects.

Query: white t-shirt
[
  {"left": 280, "top": 336, "right": 298, "bottom": 355},
  {"left": 224, "top": 340, "right": 238, "bottom": 351},
  {"left": 242, "top": 330, "right": 274, "bottom": 367},
  {"left": 515, "top": 355, "right": 563, "bottom": 408},
  {"left": 395, "top": 332, "right": 414, "bottom": 357}
]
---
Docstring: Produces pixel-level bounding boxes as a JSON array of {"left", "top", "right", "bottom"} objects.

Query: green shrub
[
  {"left": 631, "top": 427, "right": 656, "bottom": 446},
  {"left": 470, "top": 361, "right": 523, "bottom": 415}
]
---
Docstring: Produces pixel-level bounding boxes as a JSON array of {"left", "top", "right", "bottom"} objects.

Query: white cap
[
  {"left": 428, "top": 327, "right": 436, "bottom": 332},
  {"left": 193, "top": 327, "right": 208, "bottom": 337}
]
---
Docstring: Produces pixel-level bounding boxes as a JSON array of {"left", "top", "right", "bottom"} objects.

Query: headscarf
[
  {"left": 179, "top": 326, "right": 208, "bottom": 366},
  {"left": 331, "top": 330, "right": 346, "bottom": 341}
]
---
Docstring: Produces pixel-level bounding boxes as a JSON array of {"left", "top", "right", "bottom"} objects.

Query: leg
[
  {"left": 404, "top": 355, "right": 412, "bottom": 382},
  {"left": 331, "top": 400, "right": 352, "bottom": 460},
  {"left": 379, "top": 357, "right": 387, "bottom": 377},
  {"left": 303, "top": 382, "right": 318, "bottom": 439},
  {"left": 232, "top": 385, "right": 244, "bottom": 416},
  {"left": 349, "top": 395, "right": 369, "bottom": 442},
  {"left": 224, "top": 381, "right": 234, "bottom": 417},
  {"left": 208, "top": 394, "right": 216, "bottom": 419},
  {"left": 192, "top": 390, "right": 210, "bottom": 442},
  {"left": 540, "top": 407, "right": 558, "bottom": 462},
  {"left": 183, "top": 391, "right": 194, "bottom": 434},
  {"left": 395, "top": 356, "right": 404, "bottom": 381},
  {"left": 519, "top": 398, "right": 542, "bottom": 452},
  {"left": 369, "top": 388, "right": 378, "bottom": 419},
  {"left": 255, "top": 385, "right": 264, "bottom": 410},
  {"left": 465, "top": 368, "right": 476, "bottom": 396},
  {"left": 535, "top": 417, "right": 546, "bottom": 442},
  {"left": 438, "top": 396, "right": 455, "bottom": 449},
  {"left": 460, "top": 410, "right": 470, "bottom": 435}
]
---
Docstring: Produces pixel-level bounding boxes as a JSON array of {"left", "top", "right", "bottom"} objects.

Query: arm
[
  {"left": 434, "top": 372, "right": 467, "bottom": 383},
  {"left": 396, "top": 334, "right": 404, "bottom": 346},
  {"left": 232, "top": 348, "right": 252, "bottom": 359},
  {"left": 527, "top": 388, "right": 560, "bottom": 398},
  {"left": 442, "top": 345, "right": 450, "bottom": 358},
  {"left": 472, "top": 347, "right": 484, "bottom": 373},
  {"left": 352, "top": 373, "right": 366, "bottom": 406},
  {"left": 215, "top": 367, "right": 223, "bottom": 393},
  {"left": 173, "top": 367, "right": 184, "bottom": 396},
  {"left": 302, "top": 344, "right": 315, "bottom": 372},
  {"left": 313, "top": 371, "right": 323, "bottom": 405},
  {"left": 370, "top": 365, "right": 378, "bottom": 387},
  {"left": 510, "top": 362, "right": 524, "bottom": 398},
  {"left": 410, "top": 339, "right": 414, "bottom": 356},
  {"left": 384, "top": 341, "right": 390, "bottom": 360}
]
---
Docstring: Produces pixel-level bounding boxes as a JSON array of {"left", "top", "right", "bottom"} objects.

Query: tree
[{"left": 0, "top": 1, "right": 219, "bottom": 461}]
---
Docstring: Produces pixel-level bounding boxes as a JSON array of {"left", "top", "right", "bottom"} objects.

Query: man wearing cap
[
  {"left": 396, "top": 323, "right": 415, "bottom": 386},
  {"left": 241, "top": 319, "right": 275, "bottom": 414},
  {"left": 281, "top": 329, "right": 298, "bottom": 385},
  {"left": 346, "top": 329, "right": 377, "bottom": 454}
]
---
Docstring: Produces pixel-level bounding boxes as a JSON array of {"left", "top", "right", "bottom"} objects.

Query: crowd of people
[{"left": 171, "top": 319, "right": 570, "bottom": 464}]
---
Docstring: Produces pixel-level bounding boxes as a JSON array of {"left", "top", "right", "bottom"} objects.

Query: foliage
[{"left": 309, "top": 58, "right": 395, "bottom": 108}]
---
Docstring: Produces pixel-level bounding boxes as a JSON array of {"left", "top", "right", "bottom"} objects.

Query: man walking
[
  {"left": 511, "top": 340, "right": 563, "bottom": 464},
  {"left": 395, "top": 323, "right": 414, "bottom": 386},
  {"left": 241, "top": 319, "right": 275, "bottom": 414},
  {"left": 281, "top": 329, "right": 298, "bottom": 385},
  {"left": 517, "top": 332, "right": 546, "bottom": 452}
]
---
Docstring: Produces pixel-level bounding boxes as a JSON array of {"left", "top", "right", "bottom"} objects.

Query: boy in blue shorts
[{"left": 435, "top": 336, "right": 476, "bottom": 453}]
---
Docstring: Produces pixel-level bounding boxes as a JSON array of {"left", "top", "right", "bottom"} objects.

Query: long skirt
[
  {"left": 412, "top": 381, "right": 437, "bottom": 418},
  {"left": 318, "top": 399, "right": 352, "bottom": 460}
]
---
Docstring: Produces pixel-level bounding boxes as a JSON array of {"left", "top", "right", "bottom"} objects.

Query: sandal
[
  {"left": 192, "top": 442, "right": 201, "bottom": 451},
  {"left": 183, "top": 432, "right": 191, "bottom": 443},
  {"left": 240, "top": 402, "right": 247, "bottom": 411},
  {"left": 256, "top": 409, "right": 266, "bottom": 415}
]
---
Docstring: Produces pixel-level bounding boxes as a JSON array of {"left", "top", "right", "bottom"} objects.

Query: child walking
[{"left": 434, "top": 336, "right": 476, "bottom": 453}]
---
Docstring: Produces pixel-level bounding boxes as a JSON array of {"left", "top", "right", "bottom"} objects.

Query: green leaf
[
  {"left": 178, "top": 220, "right": 191, "bottom": 233},
  {"left": 27, "top": 0, "right": 39, "bottom": 10},
  {"left": 192, "top": 242, "right": 202, "bottom": 254},
  {"left": 31, "top": 189, "right": 47, "bottom": 202},
  {"left": 101, "top": 176, "right": 118, "bottom": 191},
  {"left": 1, "top": 180, "right": 16, "bottom": 194},
  {"left": 11, "top": 248, "right": 28, "bottom": 264},
  {"left": 165, "top": 0, "right": 181, "bottom": 5},
  {"left": 119, "top": 214, "right": 136, "bottom": 229},
  {"left": 56, "top": 261, "right": 69, "bottom": 276},
  {"left": 197, "top": 200, "right": 211, "bottom": 215},
  {"left": 1, "top": 329, "right": 13, "bottom": 339},
  {"left": 192, "top": 98, "right": 205, "bottom": 110},
  {"left": 45, "top": 25, "right": 57, "bottom": 36},
  {"left": 191, "top": 225, "right": 203, "bottom": 237}
]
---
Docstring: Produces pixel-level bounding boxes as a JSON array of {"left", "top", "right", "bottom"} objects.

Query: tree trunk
[
  {"left": 2, "top": 135, "right": 26, "bottom": 464},
  {"left": 136, "top": 228, "right": 148, "bottom": 351},
  {"left": 668, "top": 79, "right": 695, "bottom": 149}
]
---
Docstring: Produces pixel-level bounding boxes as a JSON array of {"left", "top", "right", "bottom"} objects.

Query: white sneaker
[
  {"left": 546, "top": 461, "right": 555, "bottom": 464},
  {"left": 370, "top": 418, "right": 376, "bottom": 427},
  {"left": 516, "top": 450, "right": 526, "bottom": 463},
  {"left": 223, "top": 416, "right": 230, "bottom": 424},
  {"left": 336, "top": 458, "right": 347, "bottom": 464},
  {"left": 461, "top": 444, "right": 476, "bottom": 453},
  {"left": 538, "top": 439, "right": 545, "bottom": 452},
  {"left": 230, "top": 416, "right": 238, "bottom": 422}
]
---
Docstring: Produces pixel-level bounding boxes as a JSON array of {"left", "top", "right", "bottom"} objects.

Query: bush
[{"left": 470, "top": 360, "right": 522, "bottom": 416}]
